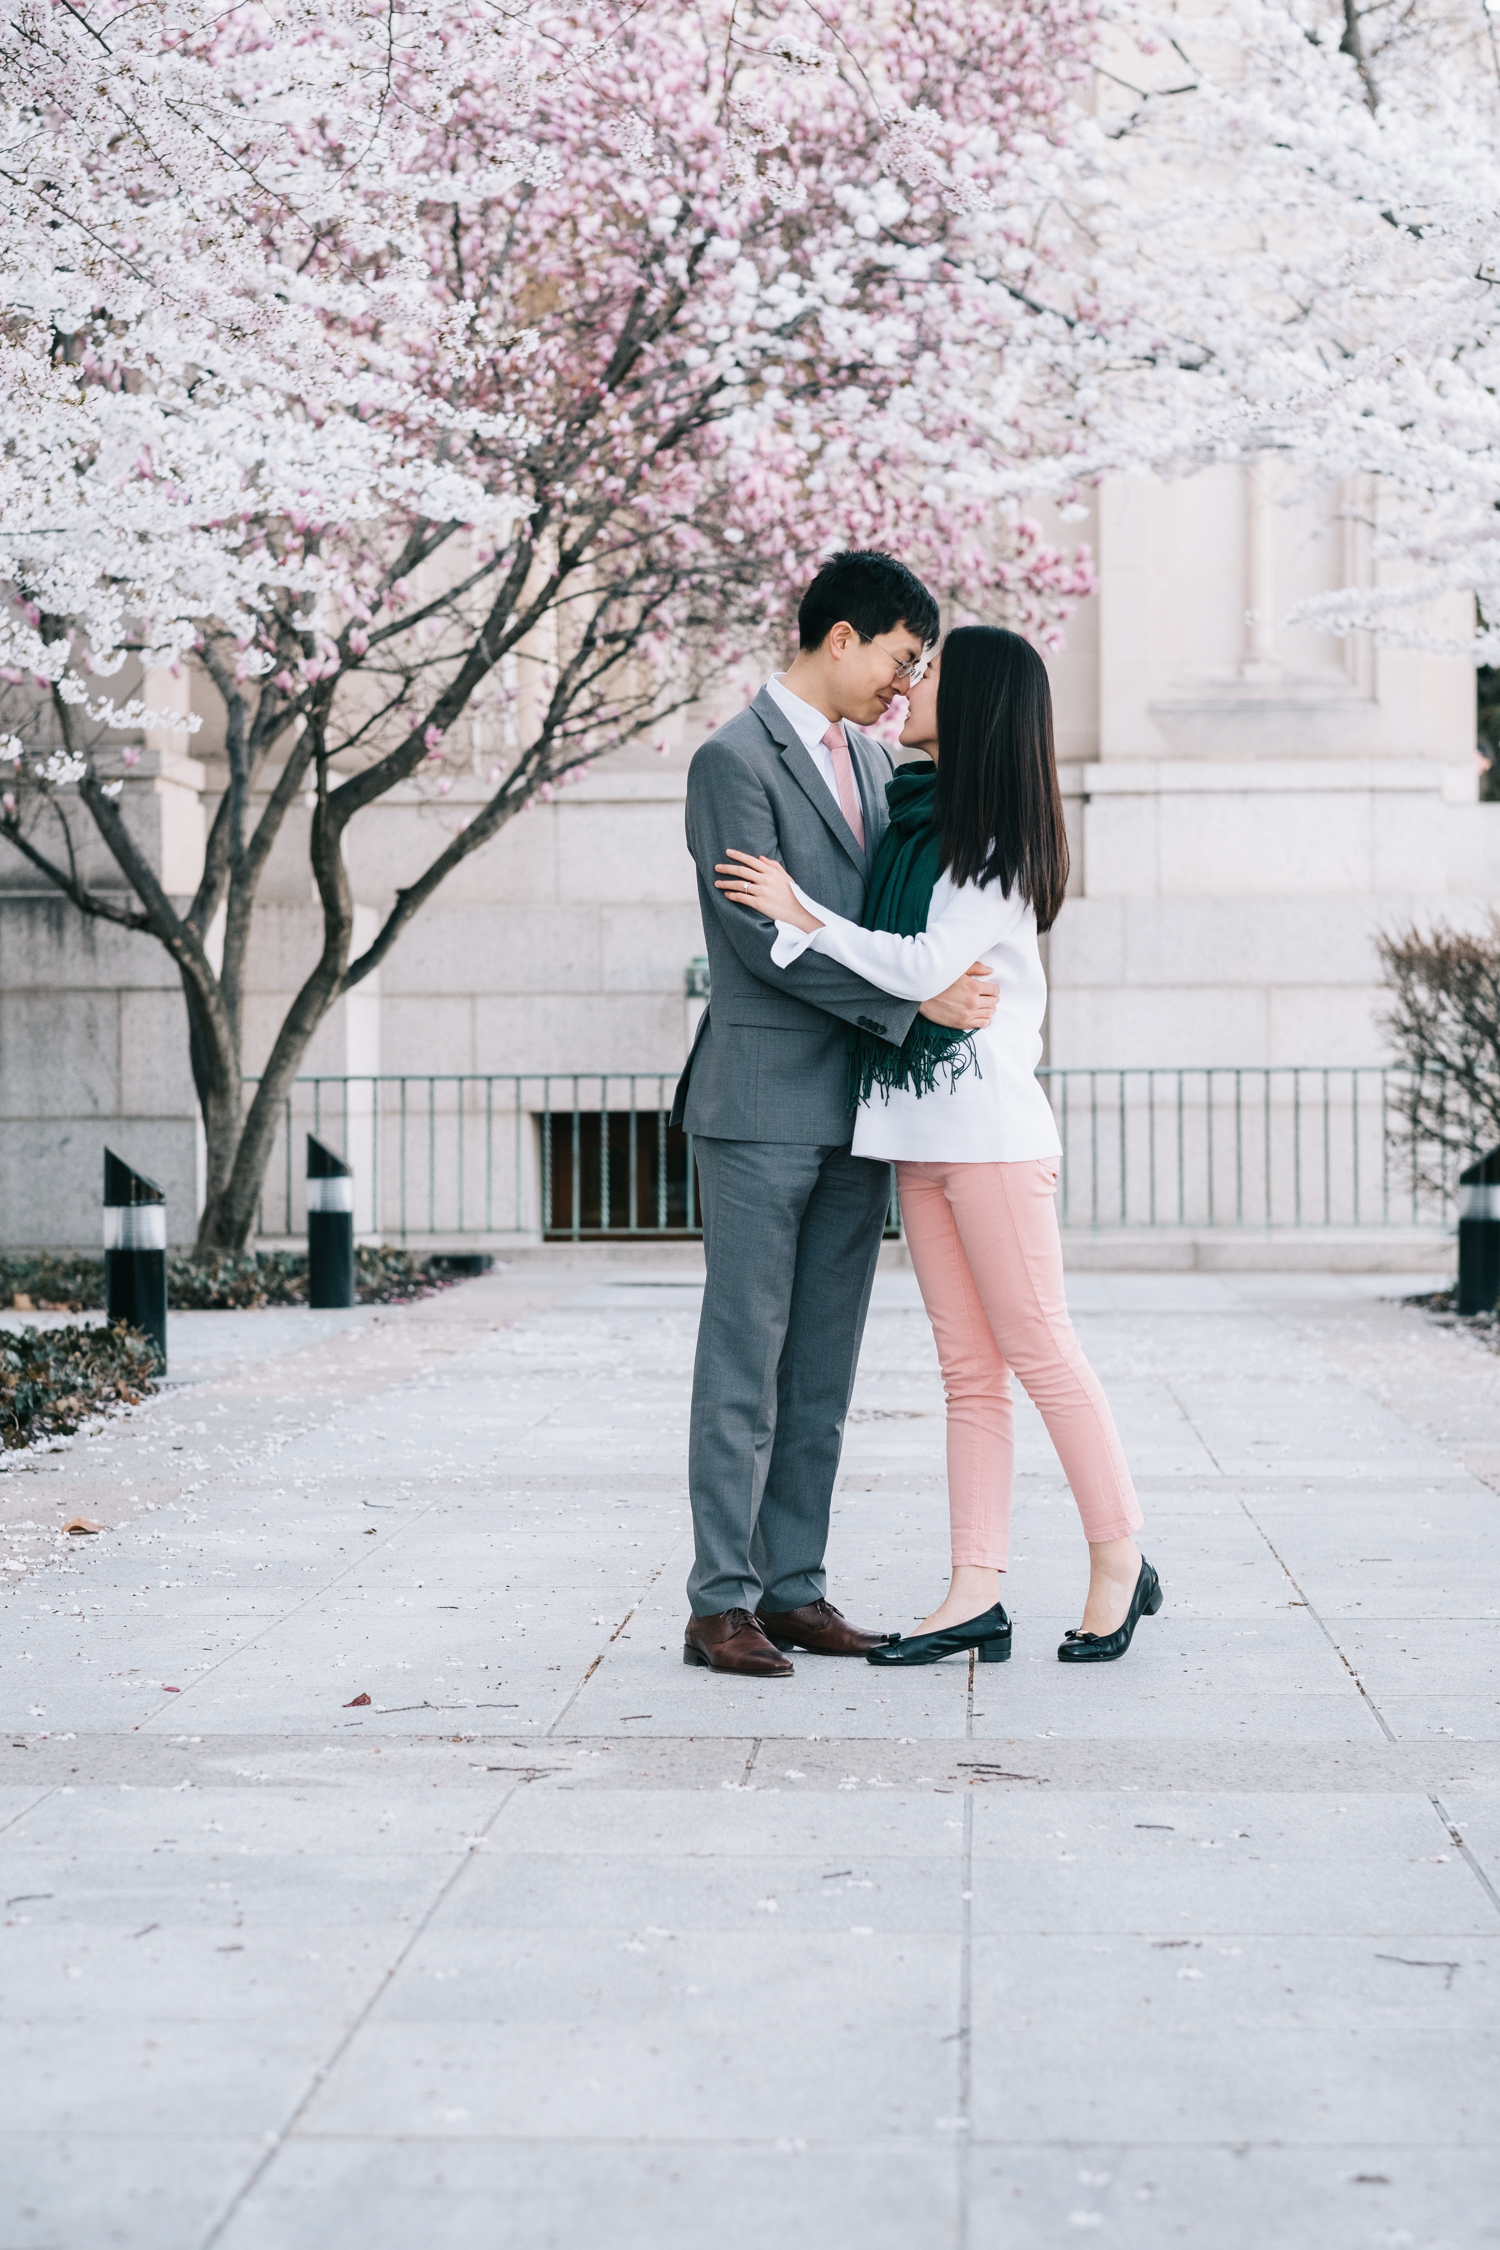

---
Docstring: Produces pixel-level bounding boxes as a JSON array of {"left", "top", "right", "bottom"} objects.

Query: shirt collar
[{"left": 766, "top": 673, "right": 844, "bottom": 755}]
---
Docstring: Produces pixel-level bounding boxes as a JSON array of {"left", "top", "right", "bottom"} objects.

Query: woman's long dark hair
[{"left": 932, "top": 624, "right": 1069, "bottom": 933}]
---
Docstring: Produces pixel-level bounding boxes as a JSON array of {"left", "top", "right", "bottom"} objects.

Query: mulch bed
[
  {"left": 1, "top": 1247, "right": 481, "bottom": 1314},
  {"left": 0, "top": 1323, "right": 161, "bottom": 1450},
  {"left": 1407, "top": 1286, "right": 1500, "bottom": 1351}
]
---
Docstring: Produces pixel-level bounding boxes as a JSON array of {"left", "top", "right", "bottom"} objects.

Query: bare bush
[{"left": 1377, "top": 916, "right": 1500, "bottom": 1193}]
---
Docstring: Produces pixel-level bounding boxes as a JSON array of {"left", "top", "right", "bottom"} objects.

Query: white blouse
[{"left": 769, "top": 870, "right": 1061, "bottom": 1164}]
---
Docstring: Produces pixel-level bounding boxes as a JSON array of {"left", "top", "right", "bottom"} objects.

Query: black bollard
[
  {"left": 1457, "top": 1144, "right": 1500, "bottom": 1316},
  {"left": 307, "top": 1136, "right": 355, "bottom": 1308},
  {"left": 103, "top": 1148, "right": 167, "bottom": 1367}
]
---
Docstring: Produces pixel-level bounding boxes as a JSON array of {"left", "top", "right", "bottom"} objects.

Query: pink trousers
[{"left": 896, "top": 1158, "right": 1142, "bottom": 1570}]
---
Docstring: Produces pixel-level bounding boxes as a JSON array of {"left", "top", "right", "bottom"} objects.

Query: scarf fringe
[{"left": 848, "top": 1016, "right": 981, "bottom": 1111}]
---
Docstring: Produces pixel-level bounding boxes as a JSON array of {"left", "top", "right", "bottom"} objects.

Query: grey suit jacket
[{"left": 671, "top": 688, "right": 920, "bottom": 1144}]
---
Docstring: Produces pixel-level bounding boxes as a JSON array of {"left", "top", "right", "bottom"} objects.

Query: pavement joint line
[
  {"left": 9, "top": 1733, "right": 1500, "bottom": 1791},
  {"left": 1429, "top": 1794, "right": 1500, "bottom": 1922},
  {"left": 1163, "top": 1379, "right": 1225, "bottom": 1475},
  {"left": 196, "top": 1778, "right": 529, "bottom": 2250},
  {"left": 1236, "top": 1498, "right": 1397, "bottom": 1744},
  {"left": 0, "top": 1784, "right": 56, "bottom": 1836},
  {"left": 956, "top": 1767, "right": 976, "bottom": 2247},
  {"left": 2, "top": 2129, "right": 1489, "bottom": 2153},
  {"left": 546, "top": 1519, "right": 689, "bottom": 1735}
]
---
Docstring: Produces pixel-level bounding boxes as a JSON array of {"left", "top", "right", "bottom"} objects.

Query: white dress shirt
[
  {"left": 770, "top": 871, "right": 1062, "bottom": 1165},
  {"left": 764, "top": 674, "right": 846, "bottom": 809}
]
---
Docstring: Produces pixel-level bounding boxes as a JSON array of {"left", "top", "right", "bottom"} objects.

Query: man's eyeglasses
[{"left": 860, "top": 633, "right": 932, "bottom": 687}]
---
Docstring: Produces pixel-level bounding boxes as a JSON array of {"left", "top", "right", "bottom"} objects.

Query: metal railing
[
  {"left": 1045, "top": 1064, "right": 1473, "bottom": 1235},
  {"left": 248, "top": 1065, "right": 1478, "bottom": 1245}
]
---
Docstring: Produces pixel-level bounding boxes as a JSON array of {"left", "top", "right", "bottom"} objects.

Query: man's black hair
[{"left": 797, "top": 549, "right": 940, "bottom": 653}]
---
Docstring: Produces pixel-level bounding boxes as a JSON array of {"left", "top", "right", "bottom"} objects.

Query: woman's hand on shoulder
[{"left": 714, "top": 849, "right": 823, "bottom": 933}]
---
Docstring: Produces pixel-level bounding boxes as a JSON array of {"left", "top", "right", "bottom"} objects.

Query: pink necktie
[{"left": 821, "top": 721, "right": 865, "bottom": 852}]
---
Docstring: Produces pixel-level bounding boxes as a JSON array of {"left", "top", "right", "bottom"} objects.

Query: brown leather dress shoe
[
  {"left": 683, "top": 1608, "right": 794, "bottom": 1676},
  {"left": 755, "top": 1598, "right": 899, "bottom": 1657}
]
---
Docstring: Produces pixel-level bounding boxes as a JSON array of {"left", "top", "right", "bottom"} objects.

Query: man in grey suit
[{"left": 670, "top": 551, "right": 999, "bottom": 1676}]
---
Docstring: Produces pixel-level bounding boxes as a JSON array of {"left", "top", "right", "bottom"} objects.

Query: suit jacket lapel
[
  {"left": 751, "top": 686, "right": 867, "bottom": 876},
  {"left": 845, "top": 727, "right": 890, "bottom": 858}
]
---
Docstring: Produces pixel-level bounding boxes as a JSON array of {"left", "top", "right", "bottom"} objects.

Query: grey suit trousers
[{"left": 686, "top": 1134, "right": 893, "bottom": 1617}]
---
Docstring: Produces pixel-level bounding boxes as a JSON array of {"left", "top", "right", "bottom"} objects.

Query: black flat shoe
[
  {"left": 867, "top": 1602, "right": 1011, "bottom": 1667},
  {"left": 1057, "top": 1557, "right": 1162, "bottom": 1663}
]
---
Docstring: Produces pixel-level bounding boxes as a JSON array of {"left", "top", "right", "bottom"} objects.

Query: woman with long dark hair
[{"left": 717, "top": 624, "right": 1160, "bottom": 1667}]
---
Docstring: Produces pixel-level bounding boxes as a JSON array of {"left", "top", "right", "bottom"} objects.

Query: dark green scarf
[{"left": 846, "top": 762, "right": 979, "bottom": 1110}]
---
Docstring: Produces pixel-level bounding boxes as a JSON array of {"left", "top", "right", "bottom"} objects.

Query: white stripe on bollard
[
  {"left": 1458, "top": 1184, "right": 1500, "bottom": 1220},
  {"left": 306, "top": 1176, "right": 355, "bottom": 1213},
  {"left": 104, "top": 1206, "right": 167, "bottom": 1250}
]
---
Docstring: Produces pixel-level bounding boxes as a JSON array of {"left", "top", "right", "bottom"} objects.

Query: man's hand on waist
[{"left": 919, "top": 962, "right": 999, "bottom": 1032}]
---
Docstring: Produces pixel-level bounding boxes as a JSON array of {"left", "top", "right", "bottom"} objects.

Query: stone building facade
[{"left": 3, "top": 466, "right": 1496, "bottom": 1251}]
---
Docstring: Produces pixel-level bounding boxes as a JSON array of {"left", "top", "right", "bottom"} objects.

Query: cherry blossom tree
[
  {"left": 1070, "top": 0, "right": 1500, "bottom": 653},
  {"left": 0, "top": 0, "right": 1104, "bottom": 1251}
]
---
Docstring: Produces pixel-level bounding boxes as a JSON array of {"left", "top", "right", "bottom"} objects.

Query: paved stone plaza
[{"left": 2, "top": 1256, "right": 1498, "bottom": 2249}]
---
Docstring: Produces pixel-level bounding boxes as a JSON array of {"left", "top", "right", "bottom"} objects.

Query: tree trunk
[
  {"left": 194, "top": 1111, "right": 256, "bottom": 1253},
  {"left": 193, "top": 954, "right": 350, "bottom": 1250},
  {"left": 184, "top": 973, "right": 244, "bottom": 1248},
  {"left": 193, "top": 765, "right": 354, "bottom": 1251},
  {"left": 193, "top": 1013, "right": 331, "bottom": 1252}
]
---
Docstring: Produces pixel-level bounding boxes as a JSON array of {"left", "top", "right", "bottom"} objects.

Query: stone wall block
[
  {"left": 1155, "top": 790, "right": 1371, "bottom": 897},
  {"left": 1061, "top": 783, "right": 1087, "bottom": 898},
  {"left": 381, "top": 905, "right": 602, "bottom": 996},
  {"left": 1119, "top": 898, "right": 1379, "bottom": 989},
  {"left": 1268, "top": 986, "right": 1386, "bottom": 1068},
  {"left": 238, "top": 993, "right": 382, "bottom": 1087},
  {"left": 0, "top": 1119, "right": 199, "bottom": 1251},
  {"left": 1444, "top": 804, "right": 1500, "bottom": 894},
  {"left": 379, "top": 995, "right": 477, "bottom": 1078},
  {"left": 0, "top": 895, "right": 180, "bottom": 989},
  {"left": 118, "top": 989, "right": 195, "bottom": 1117},
  {"left": 1371, "top": 792, "right": 1450, "bottom": 892},
  {"left": 345, "top": 798, "right": 562, "bottom": 908},
  {"left": 1044, "top": 496, "right": 1100, "bottom": 764},
  {"left": 0, "top": 989, "right": 118, "bottom": 1118},
  {"left": 1048, "top": 984, "right": 1270, "bottom": 1071},
  {"left": 558, "top": 803, "right": 695, "bottom": 905},
  {"left": 1080, "top": 794, "right": 1161, "bottom": 899},
  {"left": 1370, "top": 601, "right": 1477, "bottom": 761},
  {"left": 1047, "top": 899, "right": 1125, "bottom": 988},
  {"left": 599, "top": 905, "right": 707, "bottom": 993},
  {"left": 250, "top": 797, "right": 317, "bottom": 904},
  {"left": 240, "top": 902, "right": 330, "bottom": 996},
  {"left": 473, "top": 992, "right": 685, "bottom": 1077}
]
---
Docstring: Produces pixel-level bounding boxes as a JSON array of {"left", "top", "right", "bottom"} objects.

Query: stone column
[{"left": 1241, "top": 456, "right": 1279, "bottom": 681}]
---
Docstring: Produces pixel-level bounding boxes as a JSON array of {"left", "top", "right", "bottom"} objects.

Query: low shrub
[
  {"left": 0, "top": 1252, "right": 103, "bottom": 1314},
  {"left": 0, "top": 1323, "right": 161, "bottom": 1449},
  {"left": 1378, "top": 915, "right": 1500, "bottom": 1192}
]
